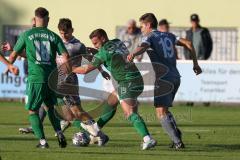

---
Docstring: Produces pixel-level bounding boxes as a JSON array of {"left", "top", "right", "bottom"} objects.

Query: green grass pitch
[{"left": 0, "top": 101, "right": 240, "bottom": 160}]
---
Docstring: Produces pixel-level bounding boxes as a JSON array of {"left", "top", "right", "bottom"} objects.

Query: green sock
[
  {"left": 29, "top": 114, "right": 45, "bottom": 139},
  {"left": 47, "top": 107, "right": 61, "bottom": 132},
  {"left": 72, "top": 120, "right": 86, "bottom": 132},
  {"left": 97, "top": 102, "right": 117, "bottom": 128},
  {"left": 128, "top": 113, "right": 149, "bottom": 137}
]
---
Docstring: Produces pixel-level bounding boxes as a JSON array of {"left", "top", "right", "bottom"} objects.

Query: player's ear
[
  {"left": 72, "top": 28, "right": 74, "bottom": 33},
  {"left": 101, "top": 36, "right": 106, "bottom": 42},
  {"left": 46, "top": 17, "right": 50, "bottom": 23}
]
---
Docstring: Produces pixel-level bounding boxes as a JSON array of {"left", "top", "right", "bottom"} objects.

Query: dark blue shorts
[{"left": 154, "top": 77, "right": 180, "bottom": 107}]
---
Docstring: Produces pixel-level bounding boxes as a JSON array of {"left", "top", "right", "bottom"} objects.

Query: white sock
[
  {"left": 81, "top": 122, "right": 100, "bottom": 136},
  {"left": 40, "top": 139, "right": 47, "bottom": 145},
  {"left": 93, "top": 123, "right": 100, "bottom": 132},
  {"left": 143, "top": 135, "right": 151, "bottom": 143}
]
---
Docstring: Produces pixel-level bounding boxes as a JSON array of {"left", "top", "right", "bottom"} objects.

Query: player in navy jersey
[
  {"left": 56, "top": 19, "right": 111, "bottom": 146},
  {"left": 128, "top": 13, "right": 202, "bottom": 149}
]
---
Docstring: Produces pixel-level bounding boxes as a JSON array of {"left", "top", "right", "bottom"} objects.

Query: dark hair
[
  {"left": 190, "top": 13, "right": 200, "bottom": 22},
  {"left": 89, "top": 28, "right": 108, "bottom": 39},
  {"left": 139, "top": 13, "right": 158, "bottom": 29},
  {"left": 158, "top": 19, "right": 170, "bottom": 26},
  {"left": 35, "top": 7, "right": 49, "bottom": 18},
  {"left": 58, "top": 18, "right": 73, "bottom": 31}
]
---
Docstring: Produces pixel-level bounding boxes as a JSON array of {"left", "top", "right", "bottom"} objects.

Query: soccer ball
[{"left": 72, "top": 132, "right": 90, "bottom": 147}]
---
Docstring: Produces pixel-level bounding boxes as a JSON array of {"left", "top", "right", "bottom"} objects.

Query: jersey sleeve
[
  {"left": 79, "top": 43, "right": 87, "bottom": 55},
  {"left": 56, "top": 35, "right": 68, "bottom": 55},
  {"left": 173, "top": 34, "right": 180, "bottom": 44},
  {"left": 13, "top": 32, "right": 26, "bottom": 54},
  {"left": 91, "top": 49, "right": 106, "bottom": 67},
  {"left": 140, "top": 34, "right": 151, "bottom": 46},
  {"left": 168, "top": 32, "right": 179, "bottom": 44}
]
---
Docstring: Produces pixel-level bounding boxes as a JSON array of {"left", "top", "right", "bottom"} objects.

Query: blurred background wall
[{"left": 0, "top": 0, "right": 239, "bottom": 57}]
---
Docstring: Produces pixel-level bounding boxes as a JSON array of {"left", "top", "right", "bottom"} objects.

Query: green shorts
[
  {"left": 117, "top": 78, "right": 144, "bottom": 101},
  {"left": 25, "top": 83, "right": 57, "bottom": 111}
]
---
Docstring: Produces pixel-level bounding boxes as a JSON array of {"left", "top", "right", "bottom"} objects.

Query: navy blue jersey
[
  {"left": 56, "top": 37, "right": 87, "bottom": 86},
  {"left": 141, "top": 30, "right": 180, "bottom": 78}
]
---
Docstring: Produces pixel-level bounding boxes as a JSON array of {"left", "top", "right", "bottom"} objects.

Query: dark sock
[{"left": 47, "top": 107, "right": 61, "bottom": 132}]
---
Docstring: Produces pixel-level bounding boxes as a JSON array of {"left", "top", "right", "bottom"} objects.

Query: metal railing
[{"left": 171, "top": 27, "right": 238, "bottom": 61}]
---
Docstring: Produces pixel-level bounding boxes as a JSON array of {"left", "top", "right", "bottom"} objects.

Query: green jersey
[
  {"left": 14, "top": 27, "right": 67, "bottom": 83},
  {"left": 91, "top": 39, "right": 141, "bottom": 83}
]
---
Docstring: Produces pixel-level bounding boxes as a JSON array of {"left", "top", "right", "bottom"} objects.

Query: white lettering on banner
[
  {"left": 102, "top": 61, "right": 240, "bottom": 103},
  {"left": 175, "top": 61, "right": 240, "bottom": 103}
]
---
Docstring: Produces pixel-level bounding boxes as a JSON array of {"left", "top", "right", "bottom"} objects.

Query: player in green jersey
[
  {"left": 73, "top": 29, "right": 157, "bottom": 150},
  {"left": 8, "top": 7, "right": 69, "bottom": 149}
]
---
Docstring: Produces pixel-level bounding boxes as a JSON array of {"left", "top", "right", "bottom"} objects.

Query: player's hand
[
  {"left": 127, "top": 53, "right": 135, "bottom": 62},
  {"left": 101, "top": 71, "right": 111, "bottom": 80},
  {"left": 193, "top": 64, "right": 202, "bottom": 75},
  {"left": 1, "top": 42, "right": 12, "bottom": 52},
  {"left": 87, "top": 47, "right": 98, "bottom": 55},
  {"left": 136, "top": 56, "right": 142, "bottom": 62},
  {"left": 8, "top": 64, "right": 19, "bottom": 76}
]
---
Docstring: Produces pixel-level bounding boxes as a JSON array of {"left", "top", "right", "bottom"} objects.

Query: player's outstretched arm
[
  {"left": 2, "top": 42, "right": 26, "bottom": 60},
  {"left": 83, "top": 47, "right": 110, "bottom": 80},
  {"left": 0, "top": 53, "right": 19, "bottom": 75},
  {"left": 177, "top": 38, "right": 202, "bottom": 75},
  {"left": 87, "top": 47, "right": 98, "bottom": 55},
  {"left": 82, "top": 54, "right": 110, "bottom": 79},
  {"left": 4, "top": 51, "right": 19, "bottom": 75},
  {"left": 81, "top": 47, "right": 99, "bottom": 62},
  {"left": 72, "top": 64, "right": 98, "bottom": 74},
  {"left": 97, "top": 66, "right": 111, "bottom": 80},
  {"left": 8, "top": 51, "right": 19, "bottom": 64},
  {"left": 1, "top": 42, "right": 19, "bottom": 75},
  {"left": 0, "top": 53, "right": 12, "bottom": 67},
  {"left": 2, "top": 42, "right": 26, "bottom": 75},
  {"left": 127, "top": 43, "right": 149, "bottom": 62}
]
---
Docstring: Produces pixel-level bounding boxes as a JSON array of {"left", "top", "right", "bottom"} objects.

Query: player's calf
[
  {"left": 156, "top": 107, "right": 184, "bottom": 149},
  {"left": 121, "top": 99, "right": 156, "bottom": 150}
]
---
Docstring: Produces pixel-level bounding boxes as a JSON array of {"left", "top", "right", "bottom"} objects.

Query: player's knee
[
  {"left": 28, "top": 110, "right": 38, "bottom": 115},
  {"left": 108, "top": 91, "right": 119, "bottom": 106},
  {"left": 72, "top": 111, "right": 90, "bottom": 121},
  {"left": 155, "top": 107, "right": 168, "bottom": 119},
  {"left": 62, "top": 108, "right": 75, "bottom": 121},
  {"left": 124, "top": 111, "right": 133, "bottom": 119}
]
